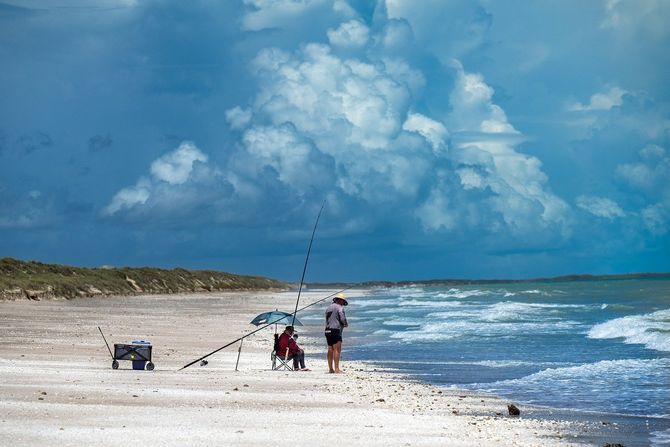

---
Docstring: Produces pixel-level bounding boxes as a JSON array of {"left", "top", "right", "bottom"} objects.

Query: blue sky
[{"left": 1, "top": 0, "right": 668, "bottom": 281}]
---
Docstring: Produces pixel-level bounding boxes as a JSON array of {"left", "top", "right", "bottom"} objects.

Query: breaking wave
[{"left": 588, "top": 308, "right": 670, "bottom": 353}]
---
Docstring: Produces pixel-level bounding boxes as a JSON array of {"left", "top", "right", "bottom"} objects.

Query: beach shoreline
[{"left": 0, "top": 290, "right": 617, "bottom": 446}]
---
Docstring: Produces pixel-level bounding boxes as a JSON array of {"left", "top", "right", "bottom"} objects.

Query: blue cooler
[{"left": 131, "top": 340, "right": 151, "bottom": 370}]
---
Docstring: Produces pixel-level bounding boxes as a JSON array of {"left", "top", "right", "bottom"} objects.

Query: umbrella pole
[{"left": 235, "top": 338, "right": 243, "bottom": 372}]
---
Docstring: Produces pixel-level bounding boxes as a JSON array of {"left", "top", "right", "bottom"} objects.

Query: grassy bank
[{"left": 0, "top": 257, "right": 286, "bottom": 300}]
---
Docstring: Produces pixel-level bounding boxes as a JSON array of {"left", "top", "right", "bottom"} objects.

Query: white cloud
[
  {"left": 104, "top": 178, "right": 151, "bottom": 216},
  {"left": 385, "top": 0, "right": 491, "bottom": 61},
  {"left": 446, "top": 65, "right": 569, "bottom": 234},
  {"left": 416, "top": 185, "right": 457, "bottom": 231},
  {"left": 617, "top": 144, "right": 669, "bottom": 190},
  {"left": 327, "top": 20, "right": 369, "bottom": 48},
  {"left": 104, "top": 142, "right": 218, "bottom": 217},
  {"left": 225, "top": 107, "right": 252, "bottom": 130},
  {"left": 569, "top": 86, "right": 627, "bottom": 112},
  {"left": 576, "top": 195, "right": 625, "bottom": 219},
  {"left": 150, "top": 141, "right": 208, "bottom": 185},
  {"left": 449, "top": 63, "right": 517, "bottom": 134},
  {"left": 402, "top": 112, "right": 448, "bottom": 153}
]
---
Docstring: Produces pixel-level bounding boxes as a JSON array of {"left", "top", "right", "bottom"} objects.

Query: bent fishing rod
[
  {"left": 177, "top": 286, "right": 352, "bottom": 371},
  {"left": 290, "top": 200, "right": 325, "bottom": 328},
  {"left": 179, "top": 201, "right": 329, "bottom": 371}
]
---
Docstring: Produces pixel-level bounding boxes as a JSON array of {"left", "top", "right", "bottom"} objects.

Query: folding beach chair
[{"left": 271, "top": 333, "right": 294, "bottom": 371}]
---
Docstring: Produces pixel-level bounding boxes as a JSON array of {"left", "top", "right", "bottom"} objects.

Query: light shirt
[{"left": 325, "top": 302, "right": 348, "bottom": 330}]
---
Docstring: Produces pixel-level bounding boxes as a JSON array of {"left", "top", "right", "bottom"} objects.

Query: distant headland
[
  {"left": 2, "top": 257, "right": 668, "bottom": 301},
  {"left": 0, "top": 257, "right": 286, "bottom": 301}
]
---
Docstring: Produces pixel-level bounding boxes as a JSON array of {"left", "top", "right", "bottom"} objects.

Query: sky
[{"left": 1, "top": 0, "right": 669, "bottom": 282}]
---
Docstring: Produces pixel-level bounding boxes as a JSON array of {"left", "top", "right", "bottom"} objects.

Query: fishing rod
[
  {"left": 178, "top": 286, "right": 353, "bottom": 371},
  {"left": 291, "top": 200, "right": 325, "bottom": 328}
]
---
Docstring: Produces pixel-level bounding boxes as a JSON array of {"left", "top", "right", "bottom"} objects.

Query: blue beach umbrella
[
  {"left": 233, "top": 310, "right": 302, "bottom": 371},
  {"left": 250, "top": 310, "right": 303, "bottom": 329}
]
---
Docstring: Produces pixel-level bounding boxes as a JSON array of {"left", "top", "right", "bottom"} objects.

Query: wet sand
[{"left": 0, "top": 291, "right": 601, "bottom": 446}]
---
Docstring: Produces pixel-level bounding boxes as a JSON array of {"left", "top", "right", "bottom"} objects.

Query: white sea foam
[
  {"left": 390, "top": 319, "right": 581, "bottom": 342},
  {"left": 352, "top": 298, "right": 403, "bottom": 308},
  {"left": 588, "top": 308, "right": 670, "bottom": 352},
  {"left": 382, "top": 317, "right": 424, "bottom": 326},
  {"left": 435, "top": 289, "right": 491, "bottom": 299},
  {"left": 650, "top": 428, "right": 670, "bottom": 447},
  {"left": 374, "top": 359, "right": 568, "bottom": 368},
  {"left": 476, "top": 358, "right": 670, "bottom": 414},
  {"left": 398, "top": 299, "right": 464, "bottom": 308},
  {"left": 479, "top": 301, "right": 589, "bottom": 322}
]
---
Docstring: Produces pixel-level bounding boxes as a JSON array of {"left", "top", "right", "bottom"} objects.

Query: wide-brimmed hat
[{"left": 333, "top": 292, "right": 348, "bottom": 306}]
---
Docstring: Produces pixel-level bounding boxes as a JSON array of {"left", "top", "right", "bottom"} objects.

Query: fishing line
[{"left": 177, "top": 286, "right": 353, "bottom": 371}]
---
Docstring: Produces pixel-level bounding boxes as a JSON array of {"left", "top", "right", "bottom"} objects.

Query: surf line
[{"left": 178, "top": 201, "right": 336, "bottom": 371}]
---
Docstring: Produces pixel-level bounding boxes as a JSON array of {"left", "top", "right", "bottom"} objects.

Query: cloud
[
  {"left": 402, "top": 112, "right": 448, "bottom": 153},
  {"left": 384, "top": 0, "right": 492, "bottom": 61},
  {"left": 616, "top": 144, "right": 670, "bottom": 235},
  {"left": 569, "top": 86, "right": 627, "bottom": 112},
  {"left": 149, "top": 141, "right": 208, "bottom": 185},
  {"left": 225, "top": 107, "right": 252, "bottom": 130},
  {"left": 576, "top": 195, "right": 625, "bottom": 219},
  {"left": 104, "top": 141, "right": 219, "bottom": 217},
  {"left": 617, "top": 144, "right": 669, "bottom": 189},
  {"left": 327, "top": 19, "right": 369, "bottom": 47},
  {"left": 601, "top": 0, "right": 670, "bottom": 39},
  {"left": 444, "top": 64, "right": 570, "bottom": 235},
  {"left": 103, "top": 179, "right": 151, "bottom": 215},
  {"left": 642, "top": 203, "right": 668, "bottom": 235}
]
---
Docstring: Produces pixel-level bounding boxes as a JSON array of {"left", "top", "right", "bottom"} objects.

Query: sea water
[{"left": 305, "top": 279, "right": 670, "bottom": 445}]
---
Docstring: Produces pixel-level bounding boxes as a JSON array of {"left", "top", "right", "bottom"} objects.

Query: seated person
[{"left": 276, "top": 326, "right": 308, "bottom": 371}]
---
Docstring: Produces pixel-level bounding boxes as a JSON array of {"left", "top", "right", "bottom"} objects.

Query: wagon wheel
[
  {"left": 112, "top": 360, "right": 119, "bottom": 369},
  {"left": 146, "top": 362, "right": 155, "bottom": 371}
]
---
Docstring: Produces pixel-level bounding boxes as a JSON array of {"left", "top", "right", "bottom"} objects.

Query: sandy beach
[{"left": 0, "top": 291, "right": 600, "bottom": 446}]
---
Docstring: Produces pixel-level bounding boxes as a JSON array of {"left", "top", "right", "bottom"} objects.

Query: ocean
[{"left": 305, "top": 279, "right": 670, "bottom": 445}]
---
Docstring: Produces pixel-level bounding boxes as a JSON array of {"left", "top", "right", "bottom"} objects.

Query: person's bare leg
[
  {"left": 334, "top": 341, "right": 343, "bottom": 373},
  {"left": 327, "top": 346, "right": 335, "bottom": 373}
]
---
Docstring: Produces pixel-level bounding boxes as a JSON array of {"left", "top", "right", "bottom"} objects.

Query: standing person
[
  {"left": 325, "top": 292, "right": 348, "bottom": 373},
  {"left": 277, "top": 326, "right": 308, "bottom": 371}
]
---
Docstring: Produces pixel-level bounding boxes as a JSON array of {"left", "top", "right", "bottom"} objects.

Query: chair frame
[{"left": 272, "top": 334, "right": 294, "bottom": 371}]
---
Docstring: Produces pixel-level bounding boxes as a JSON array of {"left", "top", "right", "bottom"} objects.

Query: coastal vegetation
[{"left": 0, "top": 257, "right": 286, "bottom": 300}]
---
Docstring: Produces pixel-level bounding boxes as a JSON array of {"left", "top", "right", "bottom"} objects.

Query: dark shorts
[{"left": 325, "top": 328, "right": 342, "bottom": 346}]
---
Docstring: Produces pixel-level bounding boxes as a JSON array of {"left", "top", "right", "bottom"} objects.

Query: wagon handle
[{"left": 98, "top": 326, "right": 114, "bottom": 359}]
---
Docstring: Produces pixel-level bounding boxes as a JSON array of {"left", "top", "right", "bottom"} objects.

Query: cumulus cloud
[
  {"left": 444, "top": 65, "right": 569, "bottom": 235},
  {"left": 385, "top": 0, "right": 491, "bottom": 61},
  {"left": 103, "top": 7, "right": 570, "bottom": 244},
  {"left": 225, "top": 107, "right": 252, "bottom": 130},
  {"left": 104, "top": 142, "right": 217, "bottom": 217},
  {"left": 569, "top": 86, "right": 627, "bottom": 112},
  {"left": 104, "top": 179, "right": 151, "bottom": 215},
  {"left": 150, "top": 141, "right": 208, "bottom": 185},
  {"left": 402, "top": 112, "right": 448, "bottom": 153},
  {"left": 576, "top": 195, "right": 625, "bottom": 219},
  {"left": 617, "top": 144, "right": 669, "bottom": 189},
  {"left": 327, "top": 19, "right": 369, "bottom": 47}
]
